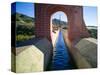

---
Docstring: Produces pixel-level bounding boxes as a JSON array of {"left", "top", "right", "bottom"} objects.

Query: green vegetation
[
  {"left": 16, "top": 25, "right": 35, "bottom": 35},
  {"left": 52, "top": 18, "right": 68, "bottom": 30},
  {"left": 88, "top": 29, "right": 97, "bottom": 39},
  {"left": 52, "top": 19, "right": 67, "bottom": 26},
  {"left": 16, "top": 35, "right": 35, "bottom": 42},
  {"left": 12, "top": 13, "right": 35, "bottom": 42}
]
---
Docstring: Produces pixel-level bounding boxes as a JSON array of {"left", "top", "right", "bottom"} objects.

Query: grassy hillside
[
  {"left": 86, "top": 26, "right": 97, "bottom": 39},
  {"left": 52, "top": 19, "right": 67, "bottom": 26},
  {"left": 88, "top": 28, "right": 97, "bottom": 39},
  {"left": 16, "top": 13, "right": 35, "bottom": 26},
  {"left": 12, "top": 13, "right": 35, "bottom": 42}
]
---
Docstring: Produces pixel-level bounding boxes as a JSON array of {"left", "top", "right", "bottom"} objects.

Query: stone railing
[
  {"left": 12, "top": 45, "right": 44, "bottom": 73},
  {"left": 75, "top": 38, "right": 97, "bottom": 68},
  {"left": 11, "top": 38, "right": 53, "bottom": 73}
]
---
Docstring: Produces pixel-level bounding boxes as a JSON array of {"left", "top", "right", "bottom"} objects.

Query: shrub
[
  {"left": 88, "top": 29, "right": 97, "bottom": 39},
  {"left": 16, "top": 35, "right": 35, "bottom": 42},
  {"left": 16, "top": 24, "right": 35, "bottom": 35}
]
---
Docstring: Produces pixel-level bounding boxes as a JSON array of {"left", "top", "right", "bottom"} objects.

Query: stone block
[
  {"left": 75, "top": 38, "right": 97, "bottom": 68},
  {"left": 12, "top": 45, "right": 44, "bottom": 73}
]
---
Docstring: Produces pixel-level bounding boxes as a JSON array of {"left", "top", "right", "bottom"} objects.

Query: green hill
[
  {"left": 12, "top": 13, "right": 35, "bottom": 42},
  {"left": 12, "top": 13, "right": 35, "bottom": 26},
  {"left": 52, "top": 18, "right": 67, "bottom": 26}
]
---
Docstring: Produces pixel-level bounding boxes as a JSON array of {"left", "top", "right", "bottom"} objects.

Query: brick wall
[{"left": 35, "top": 3, "right": 90, "bottom": 43}]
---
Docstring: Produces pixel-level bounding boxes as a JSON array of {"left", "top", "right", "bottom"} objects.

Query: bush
[
  {"left": 16, "top": 35, "right": 35, "bottom": 42},
  {"left": 16, "top": 24, "right": 35, "bottom": 35},
  {"left": 88, "top": 29, "right": 97, "bottom": 39}
]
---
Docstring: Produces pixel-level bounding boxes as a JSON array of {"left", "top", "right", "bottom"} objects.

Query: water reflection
[{"left": 50, "top": 30, "right": 76, "bottom": 70}]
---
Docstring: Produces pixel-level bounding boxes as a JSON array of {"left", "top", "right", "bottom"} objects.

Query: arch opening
[{"left": 50, "top": 11, "right": 68, "bottom": 46}]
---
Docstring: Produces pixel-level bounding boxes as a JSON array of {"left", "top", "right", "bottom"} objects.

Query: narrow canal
[{"left": 50, "top": 30, "right": 76, "bottom": 70}]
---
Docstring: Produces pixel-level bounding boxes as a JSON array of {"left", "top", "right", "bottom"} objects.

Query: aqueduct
[
  {"left": 11, "top": 3, "right": 97, "bottom": 72},
  {"left": 35, "top": 3, "right": 90, "bottom": 43}
]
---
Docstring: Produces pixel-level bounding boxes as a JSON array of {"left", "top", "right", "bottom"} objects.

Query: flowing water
[{"left": 50, "top": 30, "right": 76, "bottom": 70}]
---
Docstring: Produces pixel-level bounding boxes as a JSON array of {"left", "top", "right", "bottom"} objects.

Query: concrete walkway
[{"left": 75, "top": 38, "right": 97, "bottom": 68}]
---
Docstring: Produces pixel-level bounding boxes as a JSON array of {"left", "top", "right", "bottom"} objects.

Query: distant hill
[
  {"left": 86, "top": 26, "right": 97, "bottom": 30},
  {"left": 12, "top": 13, "right": 35, "bottom": 26},
  {"left": 11, "top": 13, "right": 35, "bottom": 36},
  {"left": 52, "top": 18, "right": 68, "bottom": 26},
  {"left": 86, "top": 26, "right": 97, "bottom": 39}
]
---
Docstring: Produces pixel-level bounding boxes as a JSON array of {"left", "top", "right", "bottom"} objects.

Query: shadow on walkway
[{"left": 16, "top": 37, "right": 42, "bottom": 47}]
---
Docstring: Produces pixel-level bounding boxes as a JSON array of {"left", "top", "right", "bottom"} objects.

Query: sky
[
  {"left": 12, "top": 2, "right": 97, "bottom": 26},
  {"left": 12, "top": 2, "right": 35, "bottom": 17},
  {"left": 83, "top": 6, "right": 97, "bottom": 26},
  {"left": 51, "top": 11, "right": 68, "bottom": 22}
]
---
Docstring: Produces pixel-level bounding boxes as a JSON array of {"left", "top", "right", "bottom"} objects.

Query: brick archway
[{"left": 35, "top": 3, "right": 90, "bottom": 43}]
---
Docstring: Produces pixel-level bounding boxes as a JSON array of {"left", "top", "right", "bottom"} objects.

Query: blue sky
[
  {"left": 51, "top": 11, "right": 68, "bottom": 22},
  {"left": 12, "top": 2, "right": 35, "bottom": 17},
  {"left": 13, "top": 2, "right": 97, "bottom": 26},
  {"left": 83, "top": 6, "right": 97, "bottom": 26}
]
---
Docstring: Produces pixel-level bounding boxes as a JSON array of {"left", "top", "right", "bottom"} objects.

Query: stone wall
[
  {"left": 34, "top": 38, "right": 53, "bottom": 70},
  {"left": 11, "top": 38, "right": 53, "bottom": 73},
  {"left": 12, "top": 45, "right": 44, "bottom": 73},
  {"left": 75, "top": 38, "right": 97, "bottom": 68}
]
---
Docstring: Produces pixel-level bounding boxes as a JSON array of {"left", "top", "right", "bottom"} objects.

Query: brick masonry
[{"left": 35, "top": 3, "right": 90, "bottom": 42}]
